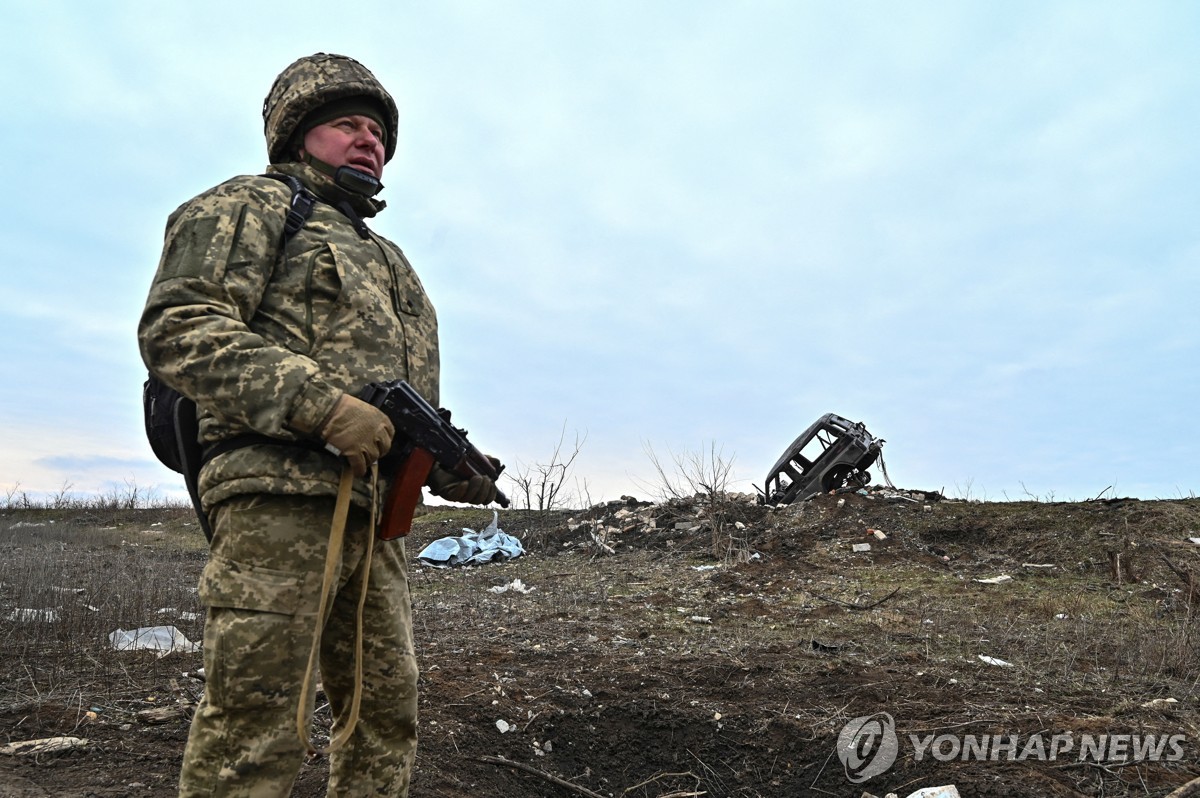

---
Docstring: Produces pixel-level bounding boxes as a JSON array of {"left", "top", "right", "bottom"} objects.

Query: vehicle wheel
[{"left": 822, "top": 465, "right": 852, "bottom": 493}]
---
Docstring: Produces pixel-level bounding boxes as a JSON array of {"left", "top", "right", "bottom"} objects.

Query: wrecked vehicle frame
[{"left": 759, "top": 413, "right": 884, "bottom": 505}]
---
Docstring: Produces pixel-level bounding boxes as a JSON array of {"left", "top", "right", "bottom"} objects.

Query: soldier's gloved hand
[
  {"left": 426, "top": 458, "right": 500, "bottom": 505},
  {"left": 319, "top": 394, "right": 395, "bottom": 476}
]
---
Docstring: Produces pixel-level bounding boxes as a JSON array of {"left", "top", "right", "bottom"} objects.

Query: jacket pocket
[{"left": 198, "top": 555, "right": 305, "bottom": 615}]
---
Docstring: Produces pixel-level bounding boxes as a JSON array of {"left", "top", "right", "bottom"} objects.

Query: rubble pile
[
  {"left": 521, "top": 483, "right": 947, "bottom": 557},
  {"left": 557, "top": 493, "right": 766, "bottom": 554},
  {"left": 814, "top": 484, "right": 946, "bottom": 504}
]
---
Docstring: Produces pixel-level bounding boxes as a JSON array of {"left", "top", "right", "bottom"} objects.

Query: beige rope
[{"left": 296, "top": 463, "right": 378, "bottom": 755}]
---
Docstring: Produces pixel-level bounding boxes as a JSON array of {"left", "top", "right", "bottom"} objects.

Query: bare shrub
[
  {"left": 638, "top": 441, "right": 746, "bottom": 562},
  {"left": 0, "top": 480, "right": 175, "bottom": 513},
  {"left": 3, "top": 482, "right": 33, "bottom": 510}
]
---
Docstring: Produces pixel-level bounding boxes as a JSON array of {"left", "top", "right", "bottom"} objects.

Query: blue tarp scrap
[{"left": 416, "top": 511, "right": 525, "bottom": 567}]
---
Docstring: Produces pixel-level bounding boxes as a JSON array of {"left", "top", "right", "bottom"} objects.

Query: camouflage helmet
[{"left": 263, "top": 53, "right": 399, "bottom": 164}]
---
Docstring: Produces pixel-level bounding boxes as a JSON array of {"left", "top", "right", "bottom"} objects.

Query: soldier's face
[{"left": 301, "top": 115, "right": 386, "bottom": 178}]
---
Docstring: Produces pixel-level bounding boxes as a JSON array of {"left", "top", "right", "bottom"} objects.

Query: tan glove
[
  {"left": 319, "top": 394, "right": 395, "bottom": 476},
  {"left": 426, "top": 458, "right": 500, "bottom": 505}
]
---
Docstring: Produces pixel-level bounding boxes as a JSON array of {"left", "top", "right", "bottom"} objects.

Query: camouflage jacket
[{"left": 138, "top": 162, "right": 439, "bottom": 510}]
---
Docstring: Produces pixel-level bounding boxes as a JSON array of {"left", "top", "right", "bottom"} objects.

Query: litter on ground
[
  {"left": 0, "top": 736, "right": 88, "bottom": 756},
  {"left": 7, "top": 608, "right": 59, "bottom": 623},
  {"left": 978, "top": 655, "right": 1014, "bottom": 667},
  {"left": 488, "top": 579, "right": 535, "bottom": 594},
  {"left": 109, "top": 626, "right": 200, "bottom": 657},
  {"left": 417, "top": 511, "right": 525, "bottom": 567}
]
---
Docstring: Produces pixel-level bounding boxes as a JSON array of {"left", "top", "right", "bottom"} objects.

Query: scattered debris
[
  {"left": 1141, "top": 697, "right": 1179, "bottom": 710},
  {"left": 852, "top": 543, "right": 872, "bottom": 553},
  {"left": 155, "top": 607, "right": 202, "bottom": 622},
  {"left": 7, "top": 608, "right": 59, "bottom": 623},
  {"left": 870, "top": 489, "right": 918, "bottom": 504},
  {"left": 0, "top": 737, "right": 88, "bottom": 756},
  {"left": 559, "top": 493, "right": 764, "bottom": 556},
  {"left": 137, "top": 705, "right": 188, "bottom": 725},
  {"left": 868, "top": 528, "right": 888, "bottom": 540},
  {"left": 978, "top": 655, "right": 1013, "bottom": 667},
  {"left": 489, "top": 579, "right": 535, "bottom": 595},
  {"left": 974, "top": 575, "right": 1013, "bottom": 584},
  {"left": 588, "top": 530, "right": 616, "bottom": 556},
  {"left": 495, "top": 719, "right": 512, "bottom": 733}
]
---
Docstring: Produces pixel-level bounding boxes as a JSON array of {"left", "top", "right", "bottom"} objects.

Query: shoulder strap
[
  {"left": 150, "top": 174, "right": 320, "bottom": 542},
  {"left": 261, "top": 173, "right": 317, "bottom": 244}
]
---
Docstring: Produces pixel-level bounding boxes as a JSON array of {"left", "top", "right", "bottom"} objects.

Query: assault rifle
[{"left": 356, "top": 380, "right": 509, "bottom": 540}]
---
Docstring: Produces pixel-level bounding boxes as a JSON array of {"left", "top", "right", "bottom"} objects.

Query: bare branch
[
  {"left": 504, "top": 423, "right": 589, "bottom": 511},
  {"left": 475, "top": 755, "right": 606, "bottom": 798}
]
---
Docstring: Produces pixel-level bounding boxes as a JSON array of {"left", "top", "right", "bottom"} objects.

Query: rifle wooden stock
[{"left": 379, "top": 448, "right": 435, "bottom": 540}]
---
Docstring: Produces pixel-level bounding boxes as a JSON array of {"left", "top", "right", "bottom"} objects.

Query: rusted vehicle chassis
[{"left": 760, "top": 413, "right": 883, "bottom": 505}]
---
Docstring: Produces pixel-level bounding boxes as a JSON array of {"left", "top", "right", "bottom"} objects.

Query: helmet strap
[{"left": 301, "top": 153, "right": 384, "bottom": 197}]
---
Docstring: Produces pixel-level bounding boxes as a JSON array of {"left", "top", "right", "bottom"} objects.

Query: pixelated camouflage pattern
[
  {"left": 138, "top": 161, "right": 439, "bottom": 513},
  {"left": 263, "top": 53, "right": 399, "bottom": 165},
  {"left": 179, "top": 494, "right": 418, "bottom": 797}
]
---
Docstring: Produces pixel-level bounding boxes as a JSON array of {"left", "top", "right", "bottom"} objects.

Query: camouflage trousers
[{"left": 179, "top": 493, "right": 418, "bottom": 797}]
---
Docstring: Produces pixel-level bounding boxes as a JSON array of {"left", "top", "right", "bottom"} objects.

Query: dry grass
[
  {"left": 0, "top": 506, "right": 206, "bottom": 712},
  {"left": 2, "top": 495, "right": 1199, "bottom": 796}
]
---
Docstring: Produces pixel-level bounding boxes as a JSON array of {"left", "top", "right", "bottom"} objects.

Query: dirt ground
[{"left": 2, "top": 489, "right": 1199, "bottom": 797}]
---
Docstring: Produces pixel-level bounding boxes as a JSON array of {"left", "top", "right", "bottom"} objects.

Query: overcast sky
[{"left": 1, "top": 1, "right": 1196, "bottom": 507}]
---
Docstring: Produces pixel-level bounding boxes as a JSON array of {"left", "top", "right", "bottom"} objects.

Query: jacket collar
[{"left": 267, "top": 161, "right": 385, "bottom": 219}]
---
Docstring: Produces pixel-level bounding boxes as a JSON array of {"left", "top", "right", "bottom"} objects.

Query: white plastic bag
[{"left": 109, "top": 625, "right": 200, "bottom": 657}]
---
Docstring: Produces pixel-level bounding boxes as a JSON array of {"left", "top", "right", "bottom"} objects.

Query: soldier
[{"left": 139, "top": 53, "right": 497, "bottom": 797}]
